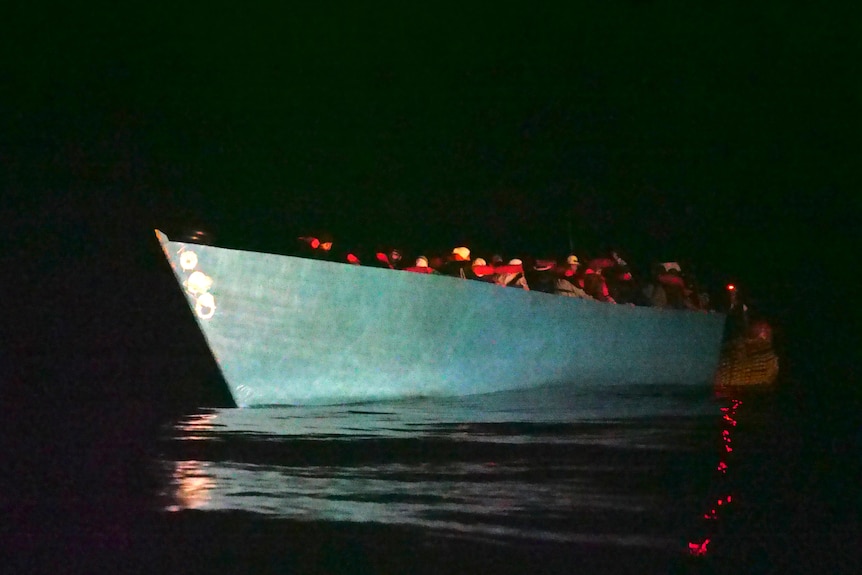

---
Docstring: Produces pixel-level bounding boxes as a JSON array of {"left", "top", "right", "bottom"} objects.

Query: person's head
[
  {"left": 727, "top": 283, "right": 740, "bottom": 306},
  {"left": 565, "top": 254, "right": 580, "bottom": 275},
  {"left": 451, "top": 246, "right": 471, "bottom": 262},
  {"left": 389, "top": 249, "right": 402, "bottom": 263},
  {"left": 472, "top": 257, "right": 487, "bottom": 276},
  {"left": 747, "top": 320, "right": 773, "bottom": 344},
  {"left": 415, "top": 256, "right": 429, "bottom": 268}
]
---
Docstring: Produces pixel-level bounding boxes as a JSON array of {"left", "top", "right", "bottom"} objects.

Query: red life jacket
[
  {"left": 658, "top": 273, "right": 685, "bottom": 287},
  {"left": 491, "top": 264, "right": 523, "bottom": 274},
  {"left": 375, "top": 252, "right": 393, "bottom": 269}
]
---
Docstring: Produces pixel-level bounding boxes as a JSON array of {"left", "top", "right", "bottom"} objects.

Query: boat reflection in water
[{"left": 160, "top": 383, "right": 735, "bottom": 558}]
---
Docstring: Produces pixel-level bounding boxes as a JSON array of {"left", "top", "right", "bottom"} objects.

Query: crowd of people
[{"left": 294, "top": 233, "right": 727, "bottom": 314}]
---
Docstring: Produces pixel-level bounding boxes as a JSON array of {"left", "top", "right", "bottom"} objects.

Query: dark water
[
  {"left": 3, "top": 378, "right": 858, "bottom": 574},
  {"left": 138, "top": 382, "right": 855, "bottom": 575},
  {"left": 160, "top": 385, "right": 716, "bottom": 543}
]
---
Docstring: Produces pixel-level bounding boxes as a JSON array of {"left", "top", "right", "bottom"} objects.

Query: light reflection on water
[
  {"left": 161, "top": 383, "right": 725, "bottom": 549},
  {"left": 167, "top": 460, "right": 216, "bottom": 511}
]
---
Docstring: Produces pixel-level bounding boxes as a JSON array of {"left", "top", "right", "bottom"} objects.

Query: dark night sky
[{"left": 3, "top": 3, "right": 859, "bottom": 303}]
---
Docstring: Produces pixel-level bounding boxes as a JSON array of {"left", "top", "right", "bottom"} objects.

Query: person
[
  {"left": 583, "top": 269, "right": 616, "bottom": 303},
  {"left": 373, "top": 251, "right": 394, "bottom": 269},
  {"left": 495, "top": 258, "right": 529, "bottom": 289},
  {"left": 298, "top": 232, "right": 339, "bottom": 261},
  {"left": 643, "top": 262, "right": 690, "bottom": 309},
  {"left": 554, "top": 272, "right": 592, "bottom": 299},
  {"left": 604, "top": 252, "right": 638, "bottom": 304},
  {"left": 439, "top": 246, "right": 477, "bottom": 279},
  {"left": 523, "top": 257, "right": 557, "bottom": 294},
  {"left": 388, "top": 248, "right": 405, "bottom": 270},
  {"left": 428, "top": 254, "right": 446, "bottom": 271},
  {"left": 404, "top": 256, "right": 436, "bottom": 274},
  {"left": 562, "top": 254, "right": 581, "bottom": 277},
  {"left": 471, "top": 258, "right": 496, "bottom": 282},
  {"left": 563, "top": 254, "right": 592, "bottom": 293},
  {"left": 682, "top": 272, "right": 709, "bottom": 310},
  {"left": 723, "top": 283, "right": 749, "bottom": 341},
  {"left": 641, "top": 263, "right": 665, "bottom": 307}
]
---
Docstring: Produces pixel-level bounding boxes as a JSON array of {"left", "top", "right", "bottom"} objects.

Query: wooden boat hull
[{"left": 156, "top": 231, "right": 726, "bottom": 406}]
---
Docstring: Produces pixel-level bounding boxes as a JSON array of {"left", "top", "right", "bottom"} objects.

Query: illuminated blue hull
[{"left": 156, "top": 231, "right": 726, "bottom": 406}]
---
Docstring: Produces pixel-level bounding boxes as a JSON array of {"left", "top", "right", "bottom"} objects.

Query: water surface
[{"left": 157, "top": 383, "right": 735, "bottom": 573}]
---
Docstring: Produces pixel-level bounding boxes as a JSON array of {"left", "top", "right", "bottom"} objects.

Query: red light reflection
[
  {"left": 689, "top": 393, "right": 743, "bottom": 557},
  {"left": 688, "top": 538, "right": 710, "bottom": 556}
]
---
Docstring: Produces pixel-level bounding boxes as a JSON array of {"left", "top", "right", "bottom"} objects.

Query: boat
[
  {"left": 155, "top": 230, "right": 727, "bottom": 406},
  {"left": 714, "top": 321, "right": 780, "bottom": 387}
]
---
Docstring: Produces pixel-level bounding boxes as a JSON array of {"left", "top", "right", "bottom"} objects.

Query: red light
[
  {"left": 688, "top": 539, "right": 710, "bottom": 556},
  {"left": 310, "top": 238, "right": 320, "bottom": 249},
  {"left": 346, "top": 253, "right": 360, "bottom": 264},
  {"left": 727, "top": 284, "right": 735, "bottom": 291}
]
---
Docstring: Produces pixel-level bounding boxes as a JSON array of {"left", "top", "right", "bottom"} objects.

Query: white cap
[{"left": 452, "top": 246, "right": 471, "bottom": 261}]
